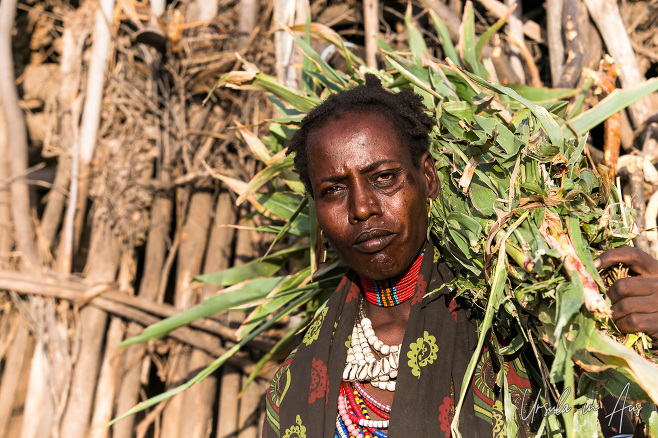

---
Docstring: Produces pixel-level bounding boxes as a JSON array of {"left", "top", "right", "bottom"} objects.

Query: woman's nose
[{"left": 348, "top": 185, "right": 381, "bottom": 223}]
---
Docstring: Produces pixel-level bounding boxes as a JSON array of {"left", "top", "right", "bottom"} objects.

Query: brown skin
[
  {"left": 307, "top": 111, "right": 439, "bottom": 281},
  {"left": 595, "top": 246, "right": 658, "bottom": 346},
  {"left": 306, "top": 110, "right": 440, "bottom": 424}
]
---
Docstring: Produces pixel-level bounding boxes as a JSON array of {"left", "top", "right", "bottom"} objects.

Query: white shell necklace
[{"left": 343, "top": 302, "right": 400, "bottom": 391}]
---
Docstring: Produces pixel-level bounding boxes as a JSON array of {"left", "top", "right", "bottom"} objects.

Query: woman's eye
[
  {"left": 322, "top": 185, "right": 341, "bottom": 196},
  {"left": 375, "top": 172, "right": 395, "bottom": 183}
]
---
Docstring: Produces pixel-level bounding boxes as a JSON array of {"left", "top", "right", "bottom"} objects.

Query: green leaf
[
  {"left": 458, "top": 3, "right": 485, "bottom": 77},
  {"left": 287, "top": 28, "right": 348, "bottom": 88},
  {"left": 251, "top": 73, "right": 320, "bottom": 112},
  {"left": 554, "top": 272, "right": 585, "bottom": 340},
  {"left": 110, "top": 287, "right": 322, "bottom": 426},
  {"left": 119, "top": 277, "right": 286, "bottom": 347},
  {"left": 475, "top": 5, "right": 514, "bottom": 60},
  {"left": 568, "top": 78, "right": 658, "bottom": 135},
  {"left": 462, "top": 69, "right": 565, "bottom": 148},
  {"left": 469, "top": 178, "right": 497, "bottom": 217},
  {"left": 241, "top": 315, "right": 311, "bottom": 391},
  {"left": 263, "top": 196, "right": 309, "bottom": 257},
  {"left": 507, "top": 84, "right": 577, "bottom": 102},
  {"left": 236, "top": 155, "right": 295, "bottom": 205},
  {"left": 196, "top": 245, "right": 306, "bottom": 287},
  {"left": 405, "top": 5, "right": 428, "bottom": 63},
  {"left": 385, "top": 56, "right": 443, "bottom": 100},
  {"left": 429, "top": 10, "right": 460, "bottom": 66}
]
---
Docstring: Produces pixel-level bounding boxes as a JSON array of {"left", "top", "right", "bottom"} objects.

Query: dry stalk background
[{"left": 0, "top": 0, "right": 657, "bottom": 437}]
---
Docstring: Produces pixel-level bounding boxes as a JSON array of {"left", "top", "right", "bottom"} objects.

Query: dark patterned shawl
[{"left": 265, "top": 244, "right": 535, "bottom": 438}]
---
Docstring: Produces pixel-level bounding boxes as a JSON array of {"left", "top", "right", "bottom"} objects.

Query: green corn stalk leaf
[
  {"left": 284, "top": 25, "right": 349, "bottom": 88},
  {"left": 385, "top": 56, "right": 443, "bottom": 100},
  {"left": 507, "top": 84, "right": 578, "bottom": 102},
  {"left": 461, "top": 69, "right": 565, "bottom": 148},
  {"left": 237, "top": 267, "right": 316, "bottom": 339},
  {"left": 290, "top": 22, "right": 364, "bottom": 72},
  {"left": 262, "top": 196, "right": 309, "bottom": 257},
  {"left": 475, "top": 4, "right": 516, "bottom": 60},
  {"left": 429, "top": 10, "right": 460, "bottom": 66},
  {"left": 501, "top": 368, "right": 519, "bottom": 438},
  {"left": 457, "top": 2, "right": 487, "bottom": 78},
  {"left": 568, "top": 77, "right": 658, "bottom": 135},
  {"left": 453, "top": 229, "right": 509, "bottom": 437},
  {"left": 219, "top": 71, "right": 320, "bottom": 112},
  {"left": 110, "top": 287, "right": 322, "bottom": 426},
  {"left": 405, "top": 4, "right": 428, "bottom": 63},
  {"left": 256, "top": 192, "right": 309, "bottom": 223},
  {"left": 196, "top": 245, "right": 306, "bottom": 287},
  {"left": 241, "top": 314, "right": 311, "bottom": 392},
  {"left": 119, "top": 276, "right": 287, "bottom": 347},
  {"left": 236, "top": 154, "right": 295, "bottom": 206}
]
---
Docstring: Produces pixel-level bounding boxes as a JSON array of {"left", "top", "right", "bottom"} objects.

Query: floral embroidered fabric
[{"left": 265, "top": 242, "right": 537, "bottom": 437}]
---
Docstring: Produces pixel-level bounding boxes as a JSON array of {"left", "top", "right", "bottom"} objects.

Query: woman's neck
[{"left": 359, "top": 250, "right": 424, "bottom": 307}]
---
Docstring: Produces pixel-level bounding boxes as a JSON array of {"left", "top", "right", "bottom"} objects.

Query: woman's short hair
[{"left": 286, "top": 74, "right": 436, "bottom": 195}]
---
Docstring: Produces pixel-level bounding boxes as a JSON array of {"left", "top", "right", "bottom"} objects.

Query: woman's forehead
[{"left": 306, "top": 112, "right": 413, "bottom": 175}]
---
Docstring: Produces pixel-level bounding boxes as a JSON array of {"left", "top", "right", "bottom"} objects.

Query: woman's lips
[{"left": 353, "top": 230, "right": 395, "bottom": 253}]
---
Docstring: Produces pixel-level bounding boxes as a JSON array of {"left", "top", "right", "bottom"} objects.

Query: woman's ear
[{"left": 420, "top": 152, "right": 440, "bottom": 198}]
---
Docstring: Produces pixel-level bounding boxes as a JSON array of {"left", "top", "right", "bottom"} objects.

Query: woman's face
[{"left": 307, "top": 110, "right": 438, "bottom": 280}]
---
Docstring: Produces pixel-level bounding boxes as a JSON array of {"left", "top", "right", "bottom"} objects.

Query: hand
[{"left": 594, "top": 246, "right": 658, "bottom": 346}]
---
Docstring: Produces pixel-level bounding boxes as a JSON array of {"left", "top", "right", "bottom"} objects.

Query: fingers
[
  {"left": 613, "top": 310, "right": 658, "bottom": 340},
  {"left": 609, "top": 278, "right": 658, "bottom": 340},
  {"left": 594, "top": 246, "right": 658, "bottom": 277},
  {"left": 610, "top": 293, "right": 658, "bottom": 320},
  {"left": 606, "top": 276, "right": 658, "bottom": 302}
]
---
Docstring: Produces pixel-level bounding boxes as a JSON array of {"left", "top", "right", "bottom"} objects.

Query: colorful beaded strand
[
  {"left": 346, "top": 386, "right": 389, "bottom": 434},
  {"left": 338, "top": 386, "right": 371, "bottom": 438},
  {"left": 351, "top": 386, "right": 389, "bottom": 421},
  {"left": 361, "top": 251, "right": 424, "bottom": 307},
  {"left": 353, "top": 382, "right": 391, "bottom": 417}
]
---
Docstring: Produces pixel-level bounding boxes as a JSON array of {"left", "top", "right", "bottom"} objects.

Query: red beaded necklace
[{"left": 359, "top": 251, "right": 424, "bottom": 307}]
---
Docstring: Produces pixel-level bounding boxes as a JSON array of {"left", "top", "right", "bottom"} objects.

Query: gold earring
[
  {"left": 427, "top": 197, "right": 433, "bottom": 241},
  {"left": 320, "top": 229, "right": 328, "bottom": 263}
]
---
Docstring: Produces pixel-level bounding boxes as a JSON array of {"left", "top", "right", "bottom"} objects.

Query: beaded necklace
[
  {"left": 359, "top": 251, "right": 424, "bottom": 307},
  {"left": 338, "top": 252, "right": 425, "bottom": 438},
  {"left": 336, "top": 383, "right": 388, "bottom": 438}
]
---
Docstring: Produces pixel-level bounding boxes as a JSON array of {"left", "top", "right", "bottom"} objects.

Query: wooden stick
[
  {"left": 181, "top": 190, "right": 237, "bottom": 437},
  {"left": 0, "top": 97, "right": 12, "bottom": 270},
  {"left": 216, "top": 365, "right": 241, "bottom": 438},
  {"left": 114, "top": 99, "right": 173, "bottom": 438},
  {"left": 584, "top": 0, "right": 654, "bottom": 127},
  {"left": 505, "top": 0, "right": 525, "bottom": 84},
  {"left": 0, "top": 272, "right": 274, "bottom": 349},
  {"left": 0, "top": 322, "right": 29, "bottom": 438},
  {"left": 546, "top": 0, "right": 564, "bottom": 87},
  {"left": 238, "top": 0, "right": 258, "bottom": 49},
  {"left": 89, "top": 317, "right": 126, "bottom": 438},
  {"left": 160, "top": 186, "right": 214, "bottom": 437},
  {"left": 556, "top": 0, "right": 584, "bottom": 88},
  {"left": 59, "top": 221, "right": 121, "bottom": 438},
  {"left": 475, "top": 0, "right": 545, "bottom": 43},
  {"left": 364, "top": 0, "right": 379, "bottom": 68},
  {"left": 237, "top": 374, "right": 263, "bottom": 438},
  {"left": 0, "top": 0, "right": 39, "bottom": 271}
]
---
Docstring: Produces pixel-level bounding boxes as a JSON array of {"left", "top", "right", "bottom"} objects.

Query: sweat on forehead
[{"left": 286, "top": 74, "right": 436, "bottom": 195}]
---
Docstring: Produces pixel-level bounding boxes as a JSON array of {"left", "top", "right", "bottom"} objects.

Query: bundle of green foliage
[{"left": 116, "top": 6, "right": 658, "bottom": 436}]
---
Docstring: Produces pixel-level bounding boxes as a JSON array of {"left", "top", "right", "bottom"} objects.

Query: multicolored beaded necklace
[
  {"left": 336, "top": 382, "right": 389, "bottom": 438},
  {"left": 338, "top": 251, "right": 425, "bottom": 437},
  {"left": 359, "top": 251, "right": 424, "bottom": 307}
]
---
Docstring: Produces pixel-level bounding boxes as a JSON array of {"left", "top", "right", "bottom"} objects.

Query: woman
[{"left": 262, "top": 75, "right": 658, "bottom": 438}]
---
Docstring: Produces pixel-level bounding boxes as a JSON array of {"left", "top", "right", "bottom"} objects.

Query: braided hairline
[{"left": 286, "top": 74, "right": 437, "bottom": 195}]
